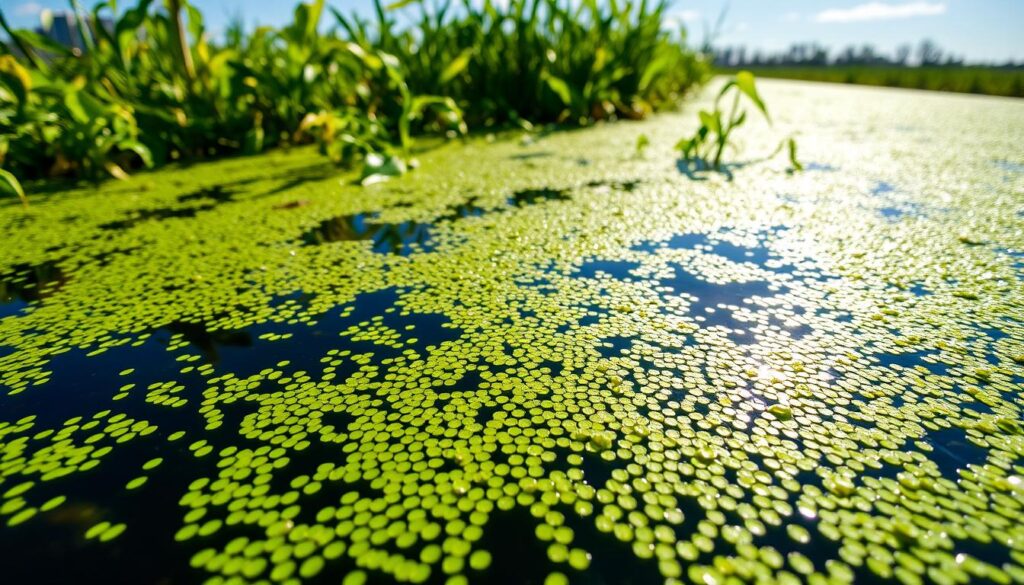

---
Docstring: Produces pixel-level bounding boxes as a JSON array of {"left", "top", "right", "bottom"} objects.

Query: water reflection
[
  {"left": 162, "top": 321, "right": 253, "bottom": 364},
  {"left": 508, "top": 188, "right": 571, "bottom": 207},
  {"left": 302, "top": 213, "right": 433, "bottom": 255},
  {"left": 438, "top": 197, "right": 487, "bottom": 221},
  {"left": 0, "top": 262, "right": 67, "bottom": 317}
]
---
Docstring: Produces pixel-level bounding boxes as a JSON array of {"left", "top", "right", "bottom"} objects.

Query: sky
[{"left": 4, "top": 0, "right": 1023, "bottom": 63}]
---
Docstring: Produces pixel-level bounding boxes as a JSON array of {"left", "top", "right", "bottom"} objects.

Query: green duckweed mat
[{"left": 1, "top": 80, "right": 1023, "bottom": 584}]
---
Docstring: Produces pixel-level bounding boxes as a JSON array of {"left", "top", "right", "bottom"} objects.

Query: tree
[
  {"left": 895, "top": 44, "right": 911, "bottom": 65},
  {"left": 918, "top": 39, "right": 942, "bottom": 66}
]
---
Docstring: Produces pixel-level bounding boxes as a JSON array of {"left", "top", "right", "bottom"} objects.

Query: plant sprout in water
[{"left": 677, "top": 71, "right": 801, "bottom": 172}]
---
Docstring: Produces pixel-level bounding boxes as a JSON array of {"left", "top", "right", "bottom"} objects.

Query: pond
[{"left": 1, "top": 80, "right": 1023, "bottom": 584}]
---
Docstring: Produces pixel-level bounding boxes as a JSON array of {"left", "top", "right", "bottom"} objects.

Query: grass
[
  {"left": 718, "top": 66, "right": 1024, "bottom": 98},
  {"left": 347, "top": 0, "right": 708, "bottom": 127},
  {"left": 0, "top": 0, "right": 708, "bottom": 203}
]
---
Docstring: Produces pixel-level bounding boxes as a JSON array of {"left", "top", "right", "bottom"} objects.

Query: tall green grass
[
  {"left": 0, "top": 0, "right": 708, "bottom": 202},
  {"left": 342, "top": 0, "right": 707, "bottom": 126}
]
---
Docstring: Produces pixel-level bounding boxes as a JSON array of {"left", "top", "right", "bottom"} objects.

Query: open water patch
[
  {"left": 924, "top": 426, "right": 988, "bottom": 477},
  {"left": 873, "top": 348, "right": 949, "bottom": 375}
]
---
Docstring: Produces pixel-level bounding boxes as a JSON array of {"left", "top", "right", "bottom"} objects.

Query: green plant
[
  {"left": 0, "top": 167, "right": 27, "bottom": 208},
  {"left": 0, "top": 0, "right": 706, "bottom": 199},
  {"left": 0, "top": 0, "right": 466, "bottom": 190},
  {"left": 635, "top": 133, "right": 650, "bottom": 156},
  {"left": 676, "top": 71, "right": 800, "bottom": 172},
  {"left": 350, "top": 0, "right": 708, "bottom": 127},
  {"left": 676, "top": 71, "right": 768, "bottom": 170}
]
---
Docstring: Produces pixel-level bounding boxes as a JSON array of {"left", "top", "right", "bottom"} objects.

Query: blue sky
[{"left": 5, "top": 0, "right": 1023, "bottom": 63}]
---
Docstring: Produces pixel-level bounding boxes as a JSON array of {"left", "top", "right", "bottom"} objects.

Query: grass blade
[{"left": 0, "top": 169, "right": 29, "bottom": 209}]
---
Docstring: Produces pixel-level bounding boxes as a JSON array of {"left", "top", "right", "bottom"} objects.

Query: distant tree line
[{"left": 712, "top": 39, "right": 1021, "bottom": 69}]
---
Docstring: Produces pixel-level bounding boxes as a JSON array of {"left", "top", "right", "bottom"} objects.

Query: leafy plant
[
  {"left": 676, "top": 71, "right": 800, "bottom": 172},
  {"left": 0, "top": 168, "right": 27, "bottom": 208},
  {"left": 351, "top": 0, "right": 709, "bottom": 127},
  {"left": 635, "top": 133, "right": 650, "bottom": 156},
  {"left": 0, "top": 0, "right": 707, "bottom": 201},
  {"left": 676, "top": 71, "right": 768, "bottom": 170}
]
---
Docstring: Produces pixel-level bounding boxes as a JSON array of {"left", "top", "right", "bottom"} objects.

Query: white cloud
[
  {"left": 14, "top": 2, "right": 44, "bottom": 17},
  {"left": 672, "top": 9, "right": 701, "bottom": 22},
  {"left": 815, "top": 1, "right": 946, "bottom": 23}
]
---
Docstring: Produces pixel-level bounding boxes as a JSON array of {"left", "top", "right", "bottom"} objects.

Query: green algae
[{"left": 0, "top": 80, "right": 1023, "bottom": 582}]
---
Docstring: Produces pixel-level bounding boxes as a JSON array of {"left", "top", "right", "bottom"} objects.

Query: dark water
[
  {"left": 0, "top": 262, "right": 67, "bottom": 319},
  {"left": 1, "top": 286, "right": 462, "bottom": 584}
]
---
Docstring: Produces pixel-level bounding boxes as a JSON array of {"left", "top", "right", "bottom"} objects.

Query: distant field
[{"left": 720, "top": 67, "right": 1024, "bottom": 98}]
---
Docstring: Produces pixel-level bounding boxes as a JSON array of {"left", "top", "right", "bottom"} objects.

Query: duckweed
[
  {"left": 125, "top": 476, "right": 147, "bottom": 490},
  {"left": 468, "top": 550, "right": 491, "bottom": 571},
  {"left": 2, "top": 81, "right": 1024, "bottom": 583}
]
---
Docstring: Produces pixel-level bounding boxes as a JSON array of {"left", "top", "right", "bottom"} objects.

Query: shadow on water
[
  {"left": 675, "top": 159, "right": 733, "bottom": 181},
  {"left": 5, "top": 288, "right": 459, "bottom": 425},
  {"left": 100, "top": 204, "right": 220, "bottom": 230},
  {"left": 260, "top": 160, "right": 340, "bottom": 196},
  {"left": 162, "top": 321, "right": 253, "bottom": 364},
  {"left": 302, "top": 213, "right": 434, "bottom": 255},
  {"left": 508, "top": 151, "right": 554, "bottom": 160},
  {"left": 804, "top": 162, "right": 838, "bottom": 172},
  {"left": 198, "top": 288, "right": 460, "bottom": 380},
  {"left": 0, "top": 261, "right": 68, "bottom": 318},
  {"left": 508, "top": 188, "right": 571, "bottom": 207},
  {"left": 176, "top": 184, "right": 238, "bottom": 203},
  {"left": 438, "top": 197, "right": 488, "bottom": 221},
  {"left": 303, "top": 188, "right": 576, "bottom": 255}
]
